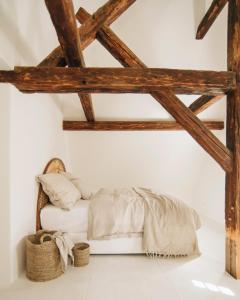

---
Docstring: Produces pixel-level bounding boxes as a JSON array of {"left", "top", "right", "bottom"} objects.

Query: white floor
[{"left": 1, "top": 218, "right": 240, "bottom": 300}]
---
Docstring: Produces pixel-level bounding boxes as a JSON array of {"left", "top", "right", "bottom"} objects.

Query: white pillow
[
  {"left": 60, "top": 172, "right": 92, "bottom": 200},
  {"left": 36, "top": 173, "right": 81, "bottom": 210}
]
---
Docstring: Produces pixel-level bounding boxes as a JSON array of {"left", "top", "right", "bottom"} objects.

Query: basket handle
[{"left": 40, "top": 233, "right": 54, "bottom": 244}]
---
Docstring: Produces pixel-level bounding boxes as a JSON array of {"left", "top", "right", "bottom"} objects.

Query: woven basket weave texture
[{"left": 26, "top": 231, "right": 63, "bottom": 282}]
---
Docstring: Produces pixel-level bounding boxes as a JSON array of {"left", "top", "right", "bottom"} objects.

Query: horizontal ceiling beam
[
  {"left": 63, "top": 120, "right": 224, "bottom": 131},
  {"left": 0, "top": 67, "right": 235, "bottom": 95},
  {"left": 196, "top": 0, "right": 228, "bottom": 39}
]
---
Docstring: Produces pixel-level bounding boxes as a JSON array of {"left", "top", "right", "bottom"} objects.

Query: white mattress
[
  {"left": 41, "top": 200, "right": 89, "bottom": 233},
  {"left": 41, "top": 200, "right": 144, "bottom": 254}
]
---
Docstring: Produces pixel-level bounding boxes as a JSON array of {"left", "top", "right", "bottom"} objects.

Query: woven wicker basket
[
  {"left": 73, "top": 243, "right": 90, "bottom": 267},
  {"left": 26, "top": 231, "right": 63, "bottom": 282}
]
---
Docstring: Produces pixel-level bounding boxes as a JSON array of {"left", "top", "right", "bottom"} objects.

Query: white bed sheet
[
  {"left": 41, "top": 200, "right": 89, "bottom": 233},
  {"left": 40, "top": 200, "right": 144, "bottom": 254}
]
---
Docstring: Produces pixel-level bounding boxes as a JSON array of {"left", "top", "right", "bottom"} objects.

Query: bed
[
  {"left": 36, "top": 158, "right": 144, "bottom": 254},
  {"left": 37, "top": 158, "right": 201, "bottom": 256}
]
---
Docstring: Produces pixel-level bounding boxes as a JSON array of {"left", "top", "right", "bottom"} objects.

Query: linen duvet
[{"left": 88, "top": 187, "right": 201, "bottom": 256}]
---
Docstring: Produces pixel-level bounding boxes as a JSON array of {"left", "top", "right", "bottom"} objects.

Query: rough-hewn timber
[
  {"left": 196, "top": 0, "right": 228, "bottom": 39},
  {"left": 38, "top": 0, "right": 136, "bottom": 67},
  {"left": 0, "top": 67, "right": 234, "bottom": 95},
  {"left": 63, "top": 121, "right": 224, "bottom": 131},
  {"left": 189, "top": 95, "right": 224, "bottom": 115},
  {"left": 45, "top": 0, "right": 94, "bottom": 121},
  {"left": 45, "top": 0, "right": 85, "bottom": 66},
  {"left": 225, "top": 0, "right": 240, "bottom": 280}
]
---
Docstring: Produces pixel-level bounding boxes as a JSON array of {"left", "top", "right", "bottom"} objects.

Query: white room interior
[{"left": 0, "top": 0, "right": 239, "bottom": 299}]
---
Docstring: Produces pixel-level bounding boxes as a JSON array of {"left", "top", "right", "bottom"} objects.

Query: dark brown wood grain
[
  {"left": 63, "top": 121, "right": 224, "bottom": 131},
  {"left": 225, "top": 0, "right": 240, "bottom": 279},
  {"left": 45, "top": 0, "right": 84, "bottom": 66},
  {"left": 77, "top": 93, "right": 95, "bottom": 122},
  {"left": 189, "top": 94, "right": 224, "bottom": 115},
  {"left": 2, "top": 67, "right": 234, "bottom": 95},
  {"left": 45, "top": 0, "right": 94, "bottom": 121},
  {"left": 38, "top": 0, "right": 136, "bottom": 67},
  {"left": 0, "top": 70, "right": 16, "bottom": 82},
  {"left": 196, "top": 0, "right": 228, "bottom": 39}
]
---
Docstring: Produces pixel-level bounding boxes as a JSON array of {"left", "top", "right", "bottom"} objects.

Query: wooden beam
[
  {"left": 45, "top": 0, "right": 84, "bottom": 66},
  {"left": 38, "top": 0, "right": 136, "bottom": 67},
  {"left": 189, "top": 94, "right": 224, "bottom": 115},
  {"left": 63, "top": 121, "right": 224, "bottom": 131},
  {"left": 0, "top": 70, "right": 16, "bottom": 82},
  {"left": 196, "top": 0, "right": 228, "bottom": 39},
  {"left": 45, "top": 0, "right": 94, "bottom": 121},
  {"left": 225, "top": 0, "right": 240, "bottom": 280},
  {"left": 1, "top": 67, "right": 234, "bottom": 95},
  {"left": 78, "top": 94, "right": 94, "bottom": 122},
  {"left": 77, "top": 8, "right": 233, "bottom": 173}
]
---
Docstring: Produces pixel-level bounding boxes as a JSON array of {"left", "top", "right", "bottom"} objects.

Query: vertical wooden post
[{"left": 226, "top": 0, "right": 240, "bottom": 279}]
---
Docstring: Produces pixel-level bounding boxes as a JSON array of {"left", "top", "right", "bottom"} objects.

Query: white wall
[
  {"left": 0, "top": 0, "right": 69, "bottom": 285},
  {"left": 65, "top": 0, "right": 228, "bottom": 224},
  {"left": 9, "top": 89, "right": 69, "bottom": 281},
  {"left": 0, "top": 59, "right": 12, "bottom": 287}
]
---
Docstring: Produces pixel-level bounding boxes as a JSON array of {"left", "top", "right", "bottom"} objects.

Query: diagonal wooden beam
[
  {"left": 189, "top": 94, "right": 224, "bottom": 115},
  {"left": 63, "top": 121, "right": 224, "bottom": 131},
  {"left": 45, "top": 0, "right": 84, "bottom": 67},
  {"left": 45, "top": 0, "right": 94, "bottom": 121},
  {"left": 196, "top": 0, "right": 228, "bottom": 40},
  {"left": 38, "top": 0, "right": 136, "bottom": 67},
  {"left": 1, "top": 67, "right": 235, "bottom": 95},
  {"left": 76, "top": 8, "right": 233, "bottom": 172}
]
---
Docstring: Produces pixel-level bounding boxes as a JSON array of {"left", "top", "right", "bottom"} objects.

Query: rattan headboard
[{"left": 36, "top": 158, "right": 66, "bottom": 231}]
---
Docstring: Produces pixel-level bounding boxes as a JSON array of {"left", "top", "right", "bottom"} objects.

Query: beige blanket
[{"left": 88, "top": 187, "right": 201, "bottom": 256}]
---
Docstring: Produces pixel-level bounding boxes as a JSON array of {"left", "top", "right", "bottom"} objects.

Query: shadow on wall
[
  {"left": 0, "top": 0, "right": 63, "bottom": 112},
  {"left": 16, "top": 237, "right": 26, "bottom": 278},
  {"left": 193, "top": 0, "right": 206, "bottom": 33},
  {"left": 0, "top": 57, "right": 10, "bottom": 70}
]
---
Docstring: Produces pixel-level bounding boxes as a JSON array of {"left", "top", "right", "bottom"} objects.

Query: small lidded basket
[{"left": 73, "top": 243, "right": 90, "bottom": 267}]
